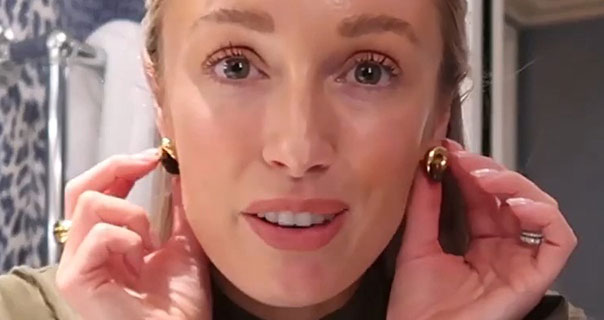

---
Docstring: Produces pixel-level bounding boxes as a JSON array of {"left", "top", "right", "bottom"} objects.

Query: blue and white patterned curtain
[
  {"left": 0, "top": 0, "right": 59, "bottom": 272},
  {"left": 0, "top": 0, "right": 145, "bottom": 272}
]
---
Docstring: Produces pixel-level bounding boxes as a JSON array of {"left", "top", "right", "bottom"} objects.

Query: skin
[
  {"left": 55, "top": 0, "right": 577, "bottom": 319},
  {"left": 157, "top": 0, "right": 446, "bottom": 317}
]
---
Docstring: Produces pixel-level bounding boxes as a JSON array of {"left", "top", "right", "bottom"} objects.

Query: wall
[{"left": 518, "top": 17, "right": 604, "bottom": 318}]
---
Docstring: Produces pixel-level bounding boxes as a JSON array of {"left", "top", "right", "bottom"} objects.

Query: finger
[
  {"left": 448, "top": 151, "right": 504, "bottom": 209},
  {"left": 506, "top": 198, "right": 577, "bottom": 282},
  {"left": 489, "top": 204, "right": 522, "bottom": 238},
  {"left": 169, "top": 178, "right": 204, "bottom": 256},
  {"left": 104, "top": 178, "right": 136, "bottom": 199},
  {"left": 63, "top": 191, "right": 154, "bottom": 262},
  {"left": 473, "top": 171, "right": 558, "bottom": 207},
  {"left": 445, "top": 138, "right": 506, "bottom": 172},
  {"left": 447, "top": 152, "right": 501, "bottom": 237},
  {"left": 448, "top": 150, "right": 557, "bottom": 206},
  {"left": 399, "top": 167, "right": 444, "bottom": 263},
  {"left": 444, "top": 138, "right": 464, "bottom": 152},
  {"left": 64, "top": 149, "right": 160, "bottom": 219},
  {"left": 68, "top": 223, "right": 145, "bottom": 282}
]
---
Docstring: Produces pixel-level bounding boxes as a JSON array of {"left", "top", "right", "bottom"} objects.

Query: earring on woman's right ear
[
  {"left": 424, "top": 146, "right": 449, "bottom": 182},
  {"left": 160, "top": 137, "right": 180, "bottom": 175}
]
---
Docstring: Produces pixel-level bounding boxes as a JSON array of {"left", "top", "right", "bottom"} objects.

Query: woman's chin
[
  {"left": 206, "top": 221, "right": 371, "bottom": 310},
  {"left": 230, "top": 262, "right": 361, "bottom": 309},
  {"left": 241, "top": 278, "right": 348, "bottom": 309}
]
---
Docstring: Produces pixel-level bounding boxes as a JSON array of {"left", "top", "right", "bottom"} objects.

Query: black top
[
  {"left": 0, "top": 265, "right": 586, "bottom": 320},
  {"left": 212, "top": 258, "right": 391, "bottom": 320},
  {"left": 211, "top": 257, "right": 583, "bottom": 320}
]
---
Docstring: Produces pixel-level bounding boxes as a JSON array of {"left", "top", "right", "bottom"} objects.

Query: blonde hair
[
  {"left": 143, "top": 0, "right": 470, "bottom": 250},
  {"left": 143, "top": 0, "right": 171, "bottom": 240},
  {"left": 143, "top": 0, "right": 163, "bottom": 68}
]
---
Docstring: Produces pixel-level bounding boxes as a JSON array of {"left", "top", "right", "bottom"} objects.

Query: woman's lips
[
  {"left": 244, "top": 211, "right": 347, "bottom": 251},
  {"left": 242, "top": 198, "right": 349, "bottom": 251},
  {"left": 242, "top": 198, "right": 349, "bottom": 215}
]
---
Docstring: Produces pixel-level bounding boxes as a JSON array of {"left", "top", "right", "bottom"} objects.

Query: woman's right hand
[{"left": 55, "top": 149, "right": 212, "bottom": 320}]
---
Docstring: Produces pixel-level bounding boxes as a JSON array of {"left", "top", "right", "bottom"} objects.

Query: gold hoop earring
[
  {"left": 425, "top": 146, "right": 448, "bottom": 182},
  {"left": 160, "top": 137, "right": 180, "bottom": 175}
]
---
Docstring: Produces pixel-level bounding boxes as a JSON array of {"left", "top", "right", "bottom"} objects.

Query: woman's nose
[{"left": 262, "top": 85, "right": 336, "bottom": 179}]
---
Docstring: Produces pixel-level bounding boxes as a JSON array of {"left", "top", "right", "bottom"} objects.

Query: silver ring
[{"left": 520, "top": 231, "right": 544, "bottom": 246}]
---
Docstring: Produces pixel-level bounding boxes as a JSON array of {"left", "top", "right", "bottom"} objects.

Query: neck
[{"left": 211, "top": 266, "right": 361, "bottom": 320}]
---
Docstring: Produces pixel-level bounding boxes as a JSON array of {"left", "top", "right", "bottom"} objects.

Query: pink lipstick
[{"left": 242, "top": 198, "right": 348, "bottom": 251}]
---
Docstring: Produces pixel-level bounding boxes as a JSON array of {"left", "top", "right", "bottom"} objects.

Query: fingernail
[
  {"left": 450, "top": 150, "right": 473, "bottom": 158},
  {"left": 444, "top": 138, "right": 465, "bottom": 152},
  {"left": 506, "top": 197, "right": 535, "bottom": 206},
  {"left": 470, "top": 168, "right": 500, "bottom": 178},
  {"left": 133, "top": 148, "right": 160, "bottom": 161}
]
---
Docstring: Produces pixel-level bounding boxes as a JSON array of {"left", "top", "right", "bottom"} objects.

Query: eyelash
[
  {"left": 352, "top": 51, "right": 401, "bottom": 78},
  {"left": 201, "top": 44, "right": 402, "bottom": 85},
  {"left": 202, "top": 42, "right": 262, "bottom": 74}
]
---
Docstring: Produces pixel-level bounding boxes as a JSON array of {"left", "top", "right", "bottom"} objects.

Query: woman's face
[{"left": 158, "top": 0, "right": 449, "bottom": 308}]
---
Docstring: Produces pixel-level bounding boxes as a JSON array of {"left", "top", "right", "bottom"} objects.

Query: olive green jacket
[{"left": 0, "top": 266, "right": 588, "bottom": 320}]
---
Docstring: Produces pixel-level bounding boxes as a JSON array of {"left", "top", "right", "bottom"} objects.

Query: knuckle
[
  {"left": 106, "top": 154, "right": 129, "bottom": 172},
  {"left": 131, "top": 234, "right": 144, "bottom": 247},
  {"left": 89, "top": 223, "right": 141, "bottom": 247},
  {"left": 89, "top": 223, "right": 113, "bottom": 240},
  {"left": 64, "top": 180, "right": 78, "bottom": 201},
  {"left": 570, "top": 232, "right": 579, "bottom": 247},
  {"left": 550, "top": 198, "right": 560, "bottom": 208},
  {"left": 77, "top": 190, "right": 104, "bottom": 214},
  {"left": 126, "top": 206, "right": 150, "bottom": 226},
  {"left": 55, "top": 267, "right": 78, "bottom": 294},
  {"left": 79, "top": 190, "right": 98, "bottom": 203},
  {"left": 55, "top": 273, "right": 73, "bottom": 293}
]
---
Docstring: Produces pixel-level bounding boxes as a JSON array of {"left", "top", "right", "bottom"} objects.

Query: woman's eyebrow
[
  {"left": 338, "top": 14, "right": 419, "bottom": 43},
  {"left": 192, "top": 8, "right": 275, "bottom": 33}
]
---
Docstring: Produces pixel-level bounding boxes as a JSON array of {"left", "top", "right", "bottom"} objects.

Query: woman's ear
[
  {"left": 433, "top": 106, "right": 451, "bottom": 141},
  {"left": 424, "top": 96, "right": 452, "bottom": 148},
  {"left": 155, "top": 102, "right": 169, "bottom": 138}
]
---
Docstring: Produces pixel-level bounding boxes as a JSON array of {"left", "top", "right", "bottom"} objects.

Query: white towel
[{"left": 67, "top": 20, "right": 157, "bottom": 213}]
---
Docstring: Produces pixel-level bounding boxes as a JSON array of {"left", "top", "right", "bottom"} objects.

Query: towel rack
[{"left": 0, "top": 26, "right": 106, "bottom": 264}]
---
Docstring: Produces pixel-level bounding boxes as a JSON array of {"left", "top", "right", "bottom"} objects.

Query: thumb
[{"left": 398, "top": 166, "right": 444, "bottom": 264}]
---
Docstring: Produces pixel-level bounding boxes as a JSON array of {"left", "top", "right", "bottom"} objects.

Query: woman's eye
[
  {"left": 212, "top": 56, "right": 263, "bottom": 81},
  {"left": 354, "top": 61, "right": 384, "bottom": 85},
  {"left": 341, "top": 60, "right": 398, "bottom": 88},
  {"left": 220, "top": 57, "right": 250, "bottom": 79}
]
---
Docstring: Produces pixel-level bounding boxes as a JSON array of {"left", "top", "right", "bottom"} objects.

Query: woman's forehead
[
  {"left": 164, "top": 0, "right": 439, "bottom": 29},
  {"left": 162, "top": 0, "right": 442, "bottom": 50}
]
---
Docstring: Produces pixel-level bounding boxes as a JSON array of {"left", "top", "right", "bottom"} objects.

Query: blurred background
[{"left": 0, "top": 0, "right": 602, "bottom": 318}]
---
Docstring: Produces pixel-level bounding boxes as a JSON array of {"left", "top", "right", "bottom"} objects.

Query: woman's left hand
[{"left": 386, "top": 139, "right": 577, "bottom": 320}]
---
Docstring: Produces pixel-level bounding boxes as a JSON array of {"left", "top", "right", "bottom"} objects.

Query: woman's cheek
[
  {"left": 340, "top": 108, "right": 424, "bottom": 226},
  {"left": 172, "top": 99, "right": 253, "bottom": 207}
]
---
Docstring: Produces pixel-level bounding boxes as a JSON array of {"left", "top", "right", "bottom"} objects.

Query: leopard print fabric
[
  {"left": 0, "top": 0, "right": 145, "bottom": 272},
  {"left": 0, "top": 0, "right": 58, "bottom": 272}
]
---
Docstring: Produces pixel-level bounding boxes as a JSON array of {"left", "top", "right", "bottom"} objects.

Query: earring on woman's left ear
[
  {"left": 424, "top": 146, "right": 449, "bottom": 182},
  {"left": 160, "top": 137, "right": 180, "bottom": 175}
]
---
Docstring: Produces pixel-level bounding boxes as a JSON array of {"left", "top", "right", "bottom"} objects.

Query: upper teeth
[{"left": 258, "top": 211, "right": 336, "bottom": 227}]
